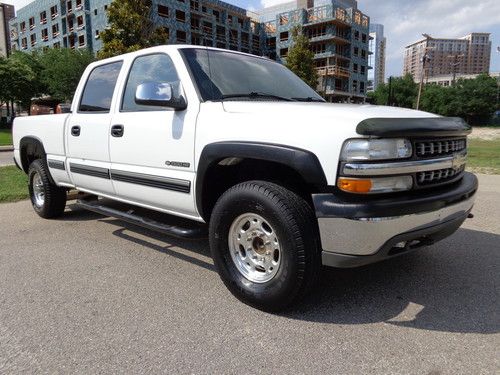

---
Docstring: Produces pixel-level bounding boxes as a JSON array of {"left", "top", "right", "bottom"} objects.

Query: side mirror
[{"left": 135, "top": 82, "right": 187, "bottom": 110}]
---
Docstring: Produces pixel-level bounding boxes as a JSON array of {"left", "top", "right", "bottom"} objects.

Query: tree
[
  {"left": 98, "top": 0, "right": 168, "bottom": 59},
  {"left": 0, "top": 52, "right": 43, "bottom": 114},
  {"left": 38, "top": 48, "right": 95, "bottom": 102},
  {"left": 369, "top": 74, "right": 418, "bottom": 109},
  {"left": 285, "top": 26, "right": 318, "bottom": 89}
]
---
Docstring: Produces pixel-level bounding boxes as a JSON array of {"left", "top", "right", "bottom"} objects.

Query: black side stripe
[
  {"left": 70, "top": 163, "right": 110, "bottom": 179},
  {"left": 48, "top": 160, "right": 65, "bottom": 171},
  {"left": 110, "top": 169, "right": 191, "bottom": 194}
]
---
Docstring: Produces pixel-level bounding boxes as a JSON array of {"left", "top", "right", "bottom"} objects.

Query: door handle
[
  {"left": 111, "top": 124, "right": 124, "bottom": 137},
  {"left": 71, "top": 125, "right": 81, "bottom": 137}
]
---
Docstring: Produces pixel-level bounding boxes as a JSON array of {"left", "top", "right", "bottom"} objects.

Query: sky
[{"left": 6, "top": 0, "right": 500, "bottom": 77}]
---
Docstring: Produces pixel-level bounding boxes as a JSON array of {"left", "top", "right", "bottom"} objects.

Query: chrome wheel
[
  {"left": 229, "top": 213, "right": 281, "bottom": 283},
  {"left": 32, "top": 172, "right": 45, "bottom": 207}
]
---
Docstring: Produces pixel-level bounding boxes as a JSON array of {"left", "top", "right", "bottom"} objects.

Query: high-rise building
[
  {"left": 9, "top": 0, "right": 371, "bottom": 102},
  {"left": 260, "top": 0, "right": 371, "bottom": 102},
  {"left": 367, "top": 23, "right": 385, "bottom": 91},
  {"left": 403, "top": 33, "right": 491, "bottom": 82},
  {"left": 0, "top": 2, "right": 15, "bottom": 57}
]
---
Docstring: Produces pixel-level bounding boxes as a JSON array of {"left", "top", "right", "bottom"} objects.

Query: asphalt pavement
[
  {"left": 0, "top": 174, "right": 498, "bottom": 374},
  {"left": 0, "top": 151, "right": 14, "bottom": 166}
]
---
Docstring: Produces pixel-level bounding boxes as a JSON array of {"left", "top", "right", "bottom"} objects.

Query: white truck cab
[{"left": 13, "top": 45, "right": 477, "bottom": 311}]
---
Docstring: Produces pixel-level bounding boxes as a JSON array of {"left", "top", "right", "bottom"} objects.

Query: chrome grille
[
  {"left": 416, "top": 165, "right": 465, "bottom": 186},
  {"left": 415, "top": 138, "right": 466, "bottom": 158}
]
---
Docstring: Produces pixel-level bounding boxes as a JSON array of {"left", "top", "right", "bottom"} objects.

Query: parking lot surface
[{"left": 0, "top": 174, "right": 498, "bottom": 373}]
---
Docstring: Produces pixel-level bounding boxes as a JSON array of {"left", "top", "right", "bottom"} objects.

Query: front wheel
[
  {"left": 209, "top": 181, "right": 321, "bottom": 311},
  {"left": 28, "top": 159, "right": 67, "bottom": 219}
]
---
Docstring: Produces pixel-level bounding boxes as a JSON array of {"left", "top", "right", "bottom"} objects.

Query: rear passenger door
[
  {"left": 109, "top": 53, "right": 198, "bottom": 218},
  {"left": 66, "top": 61, "right": 123, "bottom": 196}
]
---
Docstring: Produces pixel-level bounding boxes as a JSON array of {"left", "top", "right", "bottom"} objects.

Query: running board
[{"left": 75, "top": 199, "right": 207, "bottom": 239}]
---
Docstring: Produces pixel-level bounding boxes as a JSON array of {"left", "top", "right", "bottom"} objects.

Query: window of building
[
  {"left": 95, "top": 30, "right": 100, "bottom": 39},
  {"left": 78, "top": 34, "right": 85, "bottom": 46},
  {"left": 352, "top": 80, "right": 358, "bottom": 91},
  {"left": 21, "top": 37, "right": 27, "bottom": 49},
  {"left": 360, "top": 81, "right": 365, "bottom": 93},
  {"left": 29, "top": 17, "right": 35, "bottom": 30},
  {"left": 361, "top": 33, "right": 366, "bottom": 43},
  {"left": 20, "top": 22, "right": 26, "bottom": 32},
  {"left": 177, "top": 30, "right": 187, "bottom": 43},
  {"left": 353, "top": 47, "right": 359, "bottom": 56},
  {"left": 361, "top": 49, "right": 366, "bottom": 59},
  {"left": 67, "top": 1, "right": 73, "bottom": 13},
  {"left": 353, "top": 63, "right": 358, "bottom": 72},
  {"left": 41, "top": 28, "right": 48, "bottom": 41},
  {"left": 30, "top": 33, "right": 37, "bottom": 46},
  {"left": 94, "top": 9, "right": 97, "bottom": 15},
  {"left": 360, "top": 65, "right": 366, "bottom": 74},
  {"left": 40, "top": 11, "right": 47, "bottom": 24},
  {"left": 52, "top": 24, "right": 60, "bottom": 37},
  {"left": 190, "top": 1, "right": 199, "bottom": 11},
  {"left": 77, "top": 15, "right": 84, "bottom": 29},
  {"left": 76, "top": 0, "right": 83, "bottom": 9},
  {"left": 280, "top": 48, "right": 288, "bottom": 57},
  {"left": 68, "top": 17, "right": 74, "bottom": 31},
  {"left": 53, "top": 41, "right": 61, "bottom": 48},
  {"left": 51, "top": 5, "right": 58, "bottom": 18},
  {"left": 176, "top": 10, "right": 185, "bottom": 22},
  {"left": 279, "top": 31, "right": 288, "bottom": 41},
  {"left": 104, "top": 5, "right": 108, "bottom": 10},
  {"left": 122, "top": 54, "right": 180, "bottom": 112},
  {"left": 158, "top": 5, "right": 169, "bottom": 17},
  {"left": 79, "top": 62, "right": 123, "bottom": 113},
  {"left": 354, "top": 30, "right": 359, "bottom": 40}
]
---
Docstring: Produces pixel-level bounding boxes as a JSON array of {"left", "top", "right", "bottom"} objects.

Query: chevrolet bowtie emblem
[{"left": 451, "top": 153, "right": 467, "bottom": 170}]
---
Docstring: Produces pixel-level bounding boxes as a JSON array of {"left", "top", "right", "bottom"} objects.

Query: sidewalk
[{"left": 0, "top": 145, "right": 13, "bottom": 152}]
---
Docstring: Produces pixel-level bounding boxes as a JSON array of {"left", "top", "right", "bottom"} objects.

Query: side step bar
[{"left": 76, "top": 199, "right": 207, "bottom": 239}]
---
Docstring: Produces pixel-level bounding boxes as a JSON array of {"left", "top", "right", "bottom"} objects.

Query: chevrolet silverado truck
[{"left": 13, "top": 45, "right": 477, "bottom": 311}]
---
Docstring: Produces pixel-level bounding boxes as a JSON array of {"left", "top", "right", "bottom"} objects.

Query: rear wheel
[
  {"left": 209, "top": 181, "right": 321, "bottom": 311},
  {"left": 28, "top": 159, "right": 67, "bottom": 219}
]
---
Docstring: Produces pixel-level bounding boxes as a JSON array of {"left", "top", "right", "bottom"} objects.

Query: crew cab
[{"left": 13, "top": 45, "right": 477, "bottom": 311}]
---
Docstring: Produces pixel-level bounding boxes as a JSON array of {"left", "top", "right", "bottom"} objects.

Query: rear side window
[
  {"left": 79, "top": 61, "right": 123, "bottom": 112},
  {"left": 121, "top": 53, "right": 180, "bottom": 112}
]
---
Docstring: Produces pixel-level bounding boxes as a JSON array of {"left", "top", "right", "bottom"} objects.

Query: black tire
[
  {"left": 28, "top": 159, "right": 67, "bottom": 219},
  {"left": 209, "top": 180, "right": 321, "bottom": 311}
]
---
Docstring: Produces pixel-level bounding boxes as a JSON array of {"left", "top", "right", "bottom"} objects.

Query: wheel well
[
  {"left": 20, "top": 137, "right": 46, "bottom": 173},
  {"left": 199, "top": 158, "right": 316, "bottom": 221}
]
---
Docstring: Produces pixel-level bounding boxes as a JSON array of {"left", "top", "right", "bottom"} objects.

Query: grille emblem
[{"left": 451, "top": 153, "right": 467, "bottom": 171}]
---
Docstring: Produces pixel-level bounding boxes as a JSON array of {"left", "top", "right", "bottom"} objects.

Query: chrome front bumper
[{"left": 313, "top": 172, "right": 478, "bottom": 268}]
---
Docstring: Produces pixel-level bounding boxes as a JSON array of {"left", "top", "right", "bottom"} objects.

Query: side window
[
  {"left": 122, "top": 53, "right": 180, "bottom": 112},
  {"left": 79, "top": 61, "right": 123, "bottom": 112}
]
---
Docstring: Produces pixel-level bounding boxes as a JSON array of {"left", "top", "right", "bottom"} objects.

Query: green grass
[
  {"left": 467, "top": 138, "right": 500, "bottom": 174},
  {"left": 0, "top": 129, "right": 13, "bottom": 146},
  {"left": 0, "top": 166, "right": 29, "bottom": 203}
]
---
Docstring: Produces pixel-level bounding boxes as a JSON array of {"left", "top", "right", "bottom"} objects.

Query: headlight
[
  {"left": 340, "top": 139, "right": 412, "bottom": 161},
  {"left": 337, "top": 176, "right": 413, "bottom": 194}
]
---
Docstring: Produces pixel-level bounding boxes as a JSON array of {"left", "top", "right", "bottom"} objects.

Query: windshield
[{"left": 180, "top": 48, "right": 325, "bottom": 102}]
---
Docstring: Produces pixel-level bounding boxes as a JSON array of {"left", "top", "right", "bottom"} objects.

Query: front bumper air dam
[{"left": 313, "top": 172, "right": 478, "bottom": 268}]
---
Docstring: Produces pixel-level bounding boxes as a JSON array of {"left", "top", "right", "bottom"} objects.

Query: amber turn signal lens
[{"left": 338, "top": 178, "right": 372, "bottom": 193}]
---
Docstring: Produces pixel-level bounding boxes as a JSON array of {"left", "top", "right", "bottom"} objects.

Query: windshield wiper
[
  {"left": 220, "top": 92, "right": 294, "bottom": 102},
  {"left": 291, "top": 97, "right": 325, "bottom": 102}
]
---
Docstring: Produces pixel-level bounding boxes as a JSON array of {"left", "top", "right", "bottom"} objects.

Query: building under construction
[{"left": 9, "top": 0, "right": 371, "bottom": 102}]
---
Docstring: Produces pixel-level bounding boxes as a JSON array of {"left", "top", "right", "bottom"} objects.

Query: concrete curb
[{"left": 0, "top": 146, "right": 14, "bottom": 152}]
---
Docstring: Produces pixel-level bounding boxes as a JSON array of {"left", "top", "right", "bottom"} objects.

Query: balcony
[{"left": 316, "top": 65, "right": 350, "bottom": 78}]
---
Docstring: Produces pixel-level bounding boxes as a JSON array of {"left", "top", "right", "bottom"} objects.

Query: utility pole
[
  {"left": 416, "top": 34, "right": 434, "bottom": 110},
  {"left": 448, "top": 54, "right": 464, "bottom": 85}
]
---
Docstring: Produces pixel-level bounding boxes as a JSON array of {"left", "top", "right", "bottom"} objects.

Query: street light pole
[{"left": 416, "top": 34, "right": 433, "bottom": 110}]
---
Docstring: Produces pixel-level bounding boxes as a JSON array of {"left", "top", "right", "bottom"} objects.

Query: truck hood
[{"left": 222, "top": 102, "right": 439, "bottom": 127}]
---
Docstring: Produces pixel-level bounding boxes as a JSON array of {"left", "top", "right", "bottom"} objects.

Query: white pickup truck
[{"left": 13, "top": 45, "right": 477, "bottom": 311}]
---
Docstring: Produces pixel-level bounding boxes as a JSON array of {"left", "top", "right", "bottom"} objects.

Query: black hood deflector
[{"left": 356, "top": 117, "right": 472, "bottom": 137}]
